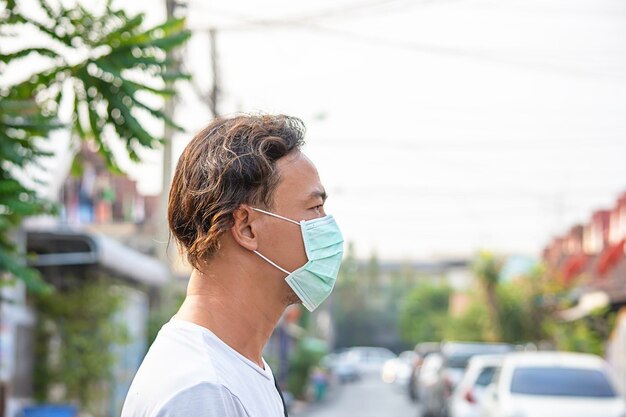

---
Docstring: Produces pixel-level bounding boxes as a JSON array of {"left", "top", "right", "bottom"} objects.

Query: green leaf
[
  {"left": 85, "top": 100, "right": 122, "bottom": 174},
  {"left": 107, "top": 96, "right": 153, "bottom": 146},
  {"left": 10, "top": 14, "right": 74, "bottom": 47},
  {"left": 0, "top": 246, "right": 52, "bottom": 294},
  {"left": 162, "top": 70, "right": 191, "bottom": 81},
  {"left": 99, "top": 13, "right": 144, "bottom": 46},
  {"left": 126, "top": 93, "right": 182, "bottom": 131},
  {"left": 94, "top": 60, "right": 175, "bottom": 96},
  {"left": 0, "top": 47, "right": 61, "bottom": 63},
  {"left": 106, "top": 53, "right": 172, "bottom": 71},
  {"left": 122, "top": 17, "right": 187, "bottom": 46},
  {"left": 123, "top": 79, "right": 175, "bottom": 97},
  {"left": 37, "top": 0, "right": 58, "bottom": 20},
  {"left": 143, "top": 31, "right": 192, "bottom": 51}
]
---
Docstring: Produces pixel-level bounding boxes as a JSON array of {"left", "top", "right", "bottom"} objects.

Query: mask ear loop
[
  {"left": 251, "top": 207, "right": 301, "bottom": 225},
  {"left": 250, "top": 207, "right": 301, "bottom": 275},
  {"left": 253, "top": 250, "right": 292, "bottom": 275}
]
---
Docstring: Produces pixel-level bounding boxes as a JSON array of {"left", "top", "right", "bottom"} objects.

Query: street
[{"left": 294, "top": 375, "right": 420, "bottom": 417}]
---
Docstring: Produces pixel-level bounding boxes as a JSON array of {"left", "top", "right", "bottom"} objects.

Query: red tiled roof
[
  {"left": 597, "top": 239, "right": 625, "bottom": 277},
  {"left": 561, "top": 253, "right": 588, "bottom": 284}
]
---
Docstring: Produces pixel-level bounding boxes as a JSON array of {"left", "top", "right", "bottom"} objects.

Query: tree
[
  {"left": 472, "top": 251, "right": 503, "bottom": 342},
  {"left": 399, "top": 284, "right": 452, "bottom": 345},
  {"left": 33, "top": 279, "right": 129, "bottom": 413},
  {"left": 0, "top": 0, "right": 191, "bottom": 290},
  {"left": 444, "top": 259, "right": 563, "bottom": 346},
  {"left": 444, "top": 297, "right": 489, "bottom": 342},
  {"left": 332, "top": 247, "right": 407, "bottom": 350}
]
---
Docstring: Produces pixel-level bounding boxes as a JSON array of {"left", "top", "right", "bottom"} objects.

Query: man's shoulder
[
  {"left": 141, "top": 320, "right": 221, "bottom": 380},
  {"left": 123, "top": 381, "right": 249, "bottom": 417},
  {"left": 122, "top": 320, "right": 223, "bottom": 414},
  {"left": 155, "top": 382, "right": 248, "bottom": 417}
]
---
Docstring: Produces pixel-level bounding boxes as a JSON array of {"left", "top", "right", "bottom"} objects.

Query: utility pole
[
  {"left": 157, "top": 0, "right": 185, "bottom": 264},
  {"left": 209, "top": 28, "right": 219, "bottom": 117},
  {"left": 185, "top": 28, "right": 220, "bottom": 117}
]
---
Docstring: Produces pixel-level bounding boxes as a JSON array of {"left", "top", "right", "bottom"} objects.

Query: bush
[
  {"left": 287, "top": 340, "right": 326, "bottom": 399},
  {"left": 33, "top": 280, "right": 129, "bottom": 414}
]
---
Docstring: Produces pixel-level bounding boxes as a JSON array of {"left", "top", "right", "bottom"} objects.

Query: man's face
[{"left": 255, "top": 151, "right": 327, "bottom": 274}]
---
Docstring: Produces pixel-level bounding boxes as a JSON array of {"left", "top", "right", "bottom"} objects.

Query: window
[
  {"left": 447, "top": 355, "right": 472, "bottom": 369},
  {"left": 475, "top": 366, "right": 497, "bottom": 387},
  {"left": 491, "top": 366, "right": 502, "bottom": 386},
  {"left": 510, "top": 367, "right": 617, "bottom": 397}
]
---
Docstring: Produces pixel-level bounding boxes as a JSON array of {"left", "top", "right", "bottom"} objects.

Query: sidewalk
[{"left": 289, "top": 382, "right": 344, "bottom": 417}]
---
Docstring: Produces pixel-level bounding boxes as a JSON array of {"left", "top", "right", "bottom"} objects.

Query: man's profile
[{"left": 121, "top": 114, "right": 344, "bottom": 417}]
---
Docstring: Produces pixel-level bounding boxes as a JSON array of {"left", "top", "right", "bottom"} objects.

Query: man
[{"left": 121, "top": 114, "right": 344, "bottom": 417}]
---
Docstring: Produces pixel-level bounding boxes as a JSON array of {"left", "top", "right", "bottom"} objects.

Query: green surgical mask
[{"left": 252, "top": 207, "right": 344, "bottom": 312}]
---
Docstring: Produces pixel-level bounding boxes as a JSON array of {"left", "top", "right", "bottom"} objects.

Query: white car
[
  {"left": 481, "top": 351, "right": 626, "bottom": 417},
  {"left": 323, "top": 352, "right": 361, "bottom": 383},
  {"left": 344, "top": 346, "right": 397, "bottom": 378},
  {"left": 382, "top": 350, "right": 418, "bottom": 385},
  {"left": 449, "top": 354, "right": 505, "bottom": 417}
]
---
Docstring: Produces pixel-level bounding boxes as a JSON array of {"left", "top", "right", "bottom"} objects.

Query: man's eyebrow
[{"left": 309, "top": 190, "right": 328, "bottom": 202}]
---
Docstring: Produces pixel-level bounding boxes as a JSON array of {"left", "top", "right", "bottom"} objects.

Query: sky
[{"left": 10, "top": 0, "right": 626, "bottom": 261}]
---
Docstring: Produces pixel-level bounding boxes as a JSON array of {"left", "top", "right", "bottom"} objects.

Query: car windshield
[
  {"left": 445, "top": 345, "right": 511, "bottom": 369},
  {"left": 475, "top": 366, "right": 497, "bottom": 386},
  {"left": 447, "top": 355, "right": 472, "bottom": 369},
  {"left": 510, "top": 367, "right": 618, "bottom": 397}
]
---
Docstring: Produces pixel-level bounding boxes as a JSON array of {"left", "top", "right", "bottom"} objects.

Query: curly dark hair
[{"left": 168, "top": 114, "right": 306, "bottom": 269}]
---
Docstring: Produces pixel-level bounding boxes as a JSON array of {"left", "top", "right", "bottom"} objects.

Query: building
[
  {"left": 543, "top": 191, "right": 626, "bottom": 392},
  {"left": 0, "top": 145, "right": 172, "bottom": 417}
]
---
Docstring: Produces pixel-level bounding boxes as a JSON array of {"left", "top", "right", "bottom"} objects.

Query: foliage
[
  {"left": 446, "top": 280, "right": 550, "bottom": 344},
  {"left": 32, "top": 280, "right": 129, "bottom": 413},
  {"left": 337, "top": 246, "right": 615, "bottom": 357},
  {"left": 399, "top": 284, "right": 452, "bottom": 345},
  {"left": 395, "top": 252, "right": 550, "bottom": 346},
  {"left": 0, "top": 93, "right": 59, "bottom": 292},
  {"left": 472, "top": 251, "right": 503, "bottom": 342},
  {"left": 332, "top": 244, "right": 411, "bottom": 351},
  {"left": 0, "top": 0, "right": 190, "bottom": 290},
  {"left": 444, "top": 295, "right": 489, "bottom": 342},
  {"left": 548, "top": 307, "right": 616, "bottom": 356},
  {"left": 287, "top": 341, "right": 326, "bottom": 399},
  {"left": 147, "top": 283, "right": 186, "bottom": 346}
]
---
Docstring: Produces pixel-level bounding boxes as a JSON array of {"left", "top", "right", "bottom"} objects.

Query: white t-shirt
[{"left": 121, "top": 318, "right": 286, "bottom": 417}]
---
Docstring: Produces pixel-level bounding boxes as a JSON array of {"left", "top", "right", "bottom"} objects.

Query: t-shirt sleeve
[{"left": 154, "top": 383, "right": 249, "bottom": 417}]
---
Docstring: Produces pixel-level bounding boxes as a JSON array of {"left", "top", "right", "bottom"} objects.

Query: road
[{"left": 293, "top": 375, "right": 421, "bottom": 417}]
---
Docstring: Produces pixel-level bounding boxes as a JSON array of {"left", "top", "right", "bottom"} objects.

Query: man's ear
[{"left": 231, "top": 205, "right": 258, "bottom": 251}]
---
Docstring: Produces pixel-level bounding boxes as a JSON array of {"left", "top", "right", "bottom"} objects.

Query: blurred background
[{"left": 1, "top": 0, "right": 625, "bottom": 416}]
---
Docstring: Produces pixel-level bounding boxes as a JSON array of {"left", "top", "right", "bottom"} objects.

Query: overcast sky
[{"left": 25, "top": 0, "right": 626, "bottom": 261}]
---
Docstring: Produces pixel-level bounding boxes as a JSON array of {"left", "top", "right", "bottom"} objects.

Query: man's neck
[{"left": 174, "top": 267, "right": 284, "bottom": 368}]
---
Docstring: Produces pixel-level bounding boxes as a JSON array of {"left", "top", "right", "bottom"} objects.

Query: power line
[
  {"left": 295, "top": 23, "right": 626, "bottom": 82},
  {"left": 185, "top": 1, "right": 626, "bottom": 82},
  {"left": 309, "top": 136, "right": 626, "bottom": 150},
  {"left": 185, "top": 0, "right": 428, "bottom": 29}
]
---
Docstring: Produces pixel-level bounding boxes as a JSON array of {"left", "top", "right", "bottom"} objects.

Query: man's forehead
[
  {"left": 277, "top": 152, "right": 316, "bottom": 176},
  {"left": 275, "top": 152, "right": 325, "bottom": 198}
]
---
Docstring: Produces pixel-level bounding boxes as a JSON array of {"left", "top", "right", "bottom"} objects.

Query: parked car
[
  {"left": 417, "top": 353, "right": 446, "bottom": 417},
  {"left": 481, "top": 351, "right": 626, "bottom": 417},
  {"left": 432, "top": 342, "right": 514, "bottom": 417},
  {"left": 448, "top": 355, "right": 505, "bottom": 417},
  {"left": 322, "top": 351, "right": 361, "bottom": 383},
  {"left": 382, "top": 350, "right": 418, "bottom": 386},
  {"left": 343, "top": 346, "right": 397, "bottom": 378},
  {"left": 441, "top": 342, "right": 513, "bottom": 392},
  {"left": 409, "top": 342, "right": 441, "bottom": 402}
]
